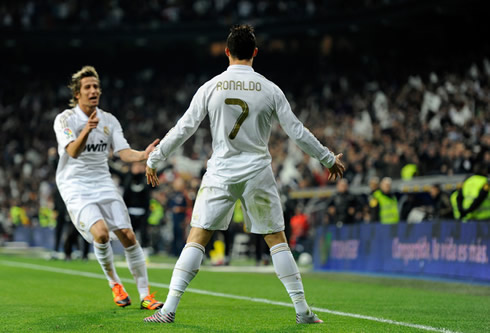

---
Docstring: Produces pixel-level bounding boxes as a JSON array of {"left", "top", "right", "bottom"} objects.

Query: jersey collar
[
  {"left": 227, "top": 65, "right": 254, "bottom": 72},
  {"left": 75, "top": 104, "right": 99, "bottom": 119}
]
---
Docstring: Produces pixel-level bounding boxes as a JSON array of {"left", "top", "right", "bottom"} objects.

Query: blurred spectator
[
  {"left": 370, "top": 177, "right": 400, "bottom": 224},
  {"left": 168, "top": 177, "right": 190, "bottom": 256},
  {"left": 323, "top": 202, "right": 337, "bottom": 226},
  {"left": 63, "top": 223, "right": 90, "bottom": 261},
  {"left": 452, "top": 163, "right": 490, "bottom": 221},
  {"left": 112, "top": 162, "right": 153, "bottom": 249},
  {"left": 253, "top": 234, "right": 270, "bottom": 266},
  {"left": 329, "top": 179, "right": 359, "bottom": 224},
  {"left": 428, "top": 184, "right": 453, "bottom": 220},
  {"left": 147, "top": 190, "right": 166, "bottom": 255},
  {"left": 289, "top": 206, "right": 309, "bottom": 251}
]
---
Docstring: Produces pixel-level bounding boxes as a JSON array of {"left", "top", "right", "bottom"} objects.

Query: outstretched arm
[
  {"left": 146, "top": 86, "right": 208, "bottom": 187},
  {"left": 273, "top": 86, "right": 344, "bottom": 179},
  {"left": 118, "top": 139, "right": 160, "bottom": 163}
]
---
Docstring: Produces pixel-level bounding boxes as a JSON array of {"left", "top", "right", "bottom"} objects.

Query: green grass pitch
[{"left": 0, "top": 254, "right": 489, "bottom": 332}]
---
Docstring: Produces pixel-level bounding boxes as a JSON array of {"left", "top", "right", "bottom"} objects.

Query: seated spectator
[
  {"left": 330, "top": 179, "right": 360, "bottom": 224},
  {"left": 428, "top": 184, "right": 453, "bottom": 220}
]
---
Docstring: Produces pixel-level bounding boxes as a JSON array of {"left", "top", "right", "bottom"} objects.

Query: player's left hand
[
  {"left": 144, "top": 139, "right": 160, "bottom": 160},
  {"left": 328, "top": 153, "right": 345, "bottom": 181},
  {"left": 146, "top": 165, "right": 159, "bottom": 187}
]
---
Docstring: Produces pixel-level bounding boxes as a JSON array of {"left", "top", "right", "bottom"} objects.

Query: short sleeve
[
  {"left": 111, "top": 115, "right": 130, "bottom": 153},
  {"left": 53, "top": 113, "right": 76, "bottom": 149}
]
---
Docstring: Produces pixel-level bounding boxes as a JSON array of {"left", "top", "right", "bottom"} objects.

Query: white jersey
[
  {"left": 53, "top": 105, "right": 130, "bottom": 199},
  {"left": 147, "top": 64, "right": 335, "bottom": 183}
]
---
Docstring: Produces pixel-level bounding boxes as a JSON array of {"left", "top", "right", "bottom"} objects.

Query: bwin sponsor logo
[{"left": 85, "top": 140, "right": 108, "bottom": 152}]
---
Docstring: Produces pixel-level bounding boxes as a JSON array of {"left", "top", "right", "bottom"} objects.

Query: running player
[
  {"left": 53, "top": 66, "right": 163, "bottom": 310},
  {"left": 144, "top": 25, "right": 344, "bottom": 324}
]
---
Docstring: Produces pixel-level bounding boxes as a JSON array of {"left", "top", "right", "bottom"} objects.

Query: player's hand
[
  {"left": 84, "top": 110, "right": 99, "bottom": 132},
  {"left": 144, "top": 138, "right": 160, "bottom": 160},
  {"left": 328, "top": 153, "right": 345, "bottom": 181},
  {"left": 146, "top": 165, "right": 159, "bottom": 187}
]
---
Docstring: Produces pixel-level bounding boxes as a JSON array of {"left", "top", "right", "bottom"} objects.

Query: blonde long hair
[{"left": 68, "top": 66, "right": 100, "bottom": 107}]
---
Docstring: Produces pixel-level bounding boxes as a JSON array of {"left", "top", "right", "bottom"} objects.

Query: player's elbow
[
  {"left": 66, "top": 147, "right": 81, "bottom": 159},
  {"left": 67, "top": 151, "right": 80, "bottom": 159}
]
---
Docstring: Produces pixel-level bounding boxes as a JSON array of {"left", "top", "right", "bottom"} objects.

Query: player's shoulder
[
  {"left": 252, "top": 71, "right": 281, "bottom": 93},
  {"left": 194, "top": 73, "right": 225, "bottom": 97},
  {"left": 205, "top": 72, "right": 226, "bottom": 87},
  {"left": 54, "top": 107, "right": 77, "bottom": 125},
  {"left": 56, "top": 107, "right": 76, "bottom": 118},
  {"left": 98, "top": 108, "right": 119, "bottom": 122}
]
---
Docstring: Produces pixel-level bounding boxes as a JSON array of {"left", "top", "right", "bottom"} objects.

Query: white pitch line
[{"left": 1, "top": 260, "right": 462, "bottom": 333}]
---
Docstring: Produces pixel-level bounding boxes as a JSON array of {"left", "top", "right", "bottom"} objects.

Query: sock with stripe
[
  {"left": 161, "top": 242, "right": 205, "bottom": 314},
  {"left": 124, "top": 242, "right": 149, "bottom": 301},
  {"left": 270, "top": 242, "right": 309, "bottom": 315},
  {"left": 93, "top": 241, "right": 121, "bottom": 286}
]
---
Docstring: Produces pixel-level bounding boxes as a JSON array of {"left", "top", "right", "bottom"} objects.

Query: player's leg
[
  {"left": 264, "top": 232, "right": 322, "bottom": 323},
  {"left": 145, "top": 177, "right": 234, "bottom": 323},
  {"left": 242, "top": 167, "right": 322, "bottom": 324},
  {"left": 90, "top": 219, "right": 122, "bottom": 285},
  {"left": 113, "top": 227, "right": 162, "bottom": 309},
  {"left": 102, "top": 197, "right": 163, "bottom": 310},
  {"left": 89, "top": 219, "right": 131, "bottom": 307},
  {"left": 144, "top": 227, "right": 213, "bottom": 323}
]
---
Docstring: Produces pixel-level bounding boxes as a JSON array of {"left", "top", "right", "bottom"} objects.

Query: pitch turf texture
[{"left": 1, "top": 255, "right": 489, "bottom": 333}]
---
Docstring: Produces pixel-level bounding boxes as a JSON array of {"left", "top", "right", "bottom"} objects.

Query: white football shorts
[
  {"left": 64, "top": 192, "right": 132, "bottom": 243},
  {"left": 191, "top": 166, "right": 285, "bottom": 234}
]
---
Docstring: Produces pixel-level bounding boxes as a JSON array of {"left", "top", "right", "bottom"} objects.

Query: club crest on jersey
[
  {"left": 104, "top": 126, "right": 110, "bottom": 136},
  {"left": 64, "top": 128, "right": 73, "bottom": 138},
  {"left": 84, "top": 140, "right": 108, "bottom": 152}
]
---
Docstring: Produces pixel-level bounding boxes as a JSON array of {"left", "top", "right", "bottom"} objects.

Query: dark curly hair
[{"left": 226, "top": 24, "right": 256, "bottom": 60}]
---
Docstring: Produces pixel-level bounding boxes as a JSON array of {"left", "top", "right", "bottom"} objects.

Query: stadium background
[{"left": 1, "top": 0, "right": 489, "bottom": 281}]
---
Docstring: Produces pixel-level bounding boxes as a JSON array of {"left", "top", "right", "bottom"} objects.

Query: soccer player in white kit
[
  {"left": 53, "top": 66, "right": 164, "bottom": 310},
  {"left": 144, "top": 25, "right": 345, "bottom": 324}
]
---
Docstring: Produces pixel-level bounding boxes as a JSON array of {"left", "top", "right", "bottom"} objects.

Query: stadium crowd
[
  {"left": 1, "top": 52, "right": 489, "bottom": 253},
  {"left": 1, "top": 0, "right": 489, "bottom": 257},
  {"left": 1, "top": 0, "right": 412, "bottom": 29}
]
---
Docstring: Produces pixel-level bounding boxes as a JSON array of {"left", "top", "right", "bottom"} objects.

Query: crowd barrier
[{"left": 313, "top": 221, "right": 489, "bottom": 282}]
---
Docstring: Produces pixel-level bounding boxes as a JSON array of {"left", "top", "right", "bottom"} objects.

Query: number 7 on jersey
[{"left": 225, "top": 98, "right": 249, "bottom": 140}]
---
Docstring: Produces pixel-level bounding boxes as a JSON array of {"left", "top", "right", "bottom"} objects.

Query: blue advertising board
[{"left": 314, "top": 221, "right": 490, "bottom": 281}]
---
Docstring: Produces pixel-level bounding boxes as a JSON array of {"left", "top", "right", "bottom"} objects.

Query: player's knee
[
  {"left": 117, "top": 228, "right": 137, "bottom": 247},
  {"left": 263, "top": 231, "right": 287, "bottom": 248},
  {"left": 90, "top": 220, "right": 110, "bottom": 243},
  {"left": 94, "top": 232, "right": 110, "bottom": 244}
]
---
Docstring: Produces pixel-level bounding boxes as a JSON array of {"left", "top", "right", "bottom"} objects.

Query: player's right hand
[
  {"left": 85, "top": 110, "right": 99, "bottom": 131},
  {"left": 328, "top": 153, "right": 345, "bottom": 181}
]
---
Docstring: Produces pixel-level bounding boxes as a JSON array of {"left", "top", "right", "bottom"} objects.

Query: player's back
[{"left": 205, "top": 65, "right": 277, "bottom": 183}]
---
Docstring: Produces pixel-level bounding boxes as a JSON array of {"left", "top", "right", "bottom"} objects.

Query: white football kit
[
  {"left": 148, "top": 65, "right": 335, "bottom": 233},
  {"left": 54, "top": 105, "right": 132, "bottom": 242}
]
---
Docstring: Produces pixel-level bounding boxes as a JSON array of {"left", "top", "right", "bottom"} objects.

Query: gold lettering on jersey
[{"left": 216, "top": 81, "right": 261, "bottom": 91}]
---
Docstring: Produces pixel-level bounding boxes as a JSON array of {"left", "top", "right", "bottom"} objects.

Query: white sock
[
  {"left": 124, "top": 242, "right": 149, "bottom": 301},
  {"left": 161, "top": 242, "right": 205, "bottom": 314},
  {"left": 93, "top": 241, "right": 121, "bottom": 286},
  {"left": 270, "top": 243, "right": 309, "bottom": 314}
]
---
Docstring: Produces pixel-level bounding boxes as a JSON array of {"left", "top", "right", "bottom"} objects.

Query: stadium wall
[{"left": 313, "top": 221, "right": 490, "bottom": 282}]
